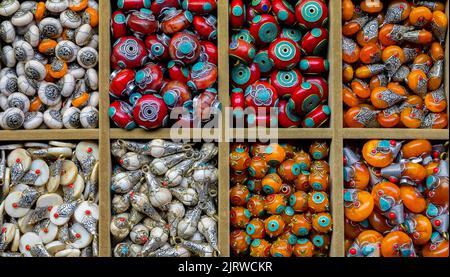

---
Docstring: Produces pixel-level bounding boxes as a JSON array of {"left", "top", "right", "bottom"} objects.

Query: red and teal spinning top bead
[
  {"left": 268, "top": 38, "right": 301, "bottom": 70},
  {"left": 295, "top": 0, "right": 329, "bottom": 30},
  {"left": 231, "top": 63, "right": 261, "bottom": 90},
  {"left": 245, "top": 80, "right": 279, "bottom": 113},
  {"left": 301, "top": 27, "right": 328, "bottom": 56},
  {"left": 290, "top": 82, "right": 321, "bottom": 115},
  {"left": 270, "top": 69, "right": 303, "bottom": 98},
  {"left": 249, "top": 14, "right": 281, "bottom": 45}
]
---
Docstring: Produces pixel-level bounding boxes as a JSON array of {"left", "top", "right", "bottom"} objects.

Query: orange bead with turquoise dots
[
  {"left": 230, "top": 206, "right": 252, "bottom": 228},
  {"left": 279, "top": 230, "right": 297, "bottom": 247},
  {"left": 294, "top": 171, "right": 311, "bottom": 191},
  {"left": 279, "top": 183, "right": 294, "bottom": 197},
  {"left": 400, "top": 186, "right": 427, "bottom": 214},
  {"left": 250, "top": 239, "right": 271, "bottom": 257},
  {"left": 422, "top": 234, "right": 449, "bottom": 257},
  {"left": 310, "top": 231, "right": 330, "bottom": 251},
  {"left": 281, "top": 206, "right": 295, "bottom": 224},
  {"left": 270, "top": 239, "right": 293, "bottom": 257},
  {"left": 246, "top": 178, "right": 263, "bottom": 193},
  {"left": 344, "top": 189, "right": 374, "bottom": 222},
  {"left": 230, "top": 184, "right": 250, "bottom": 206},
  {"left": 308, "top": 170, "right": 329, "bottom": 191},
  {"left": 264, "top": 215, "right": 285, "bottom": 238},
  {"left": 308, "top": 191, "right": 329, "bottom": 213},
  {"left": 312, "top": 212, "right": 333, "bottom": 233},
  {"left": 293, "top": 238, "right": 314, "bottom": 257},
  {"left": 230, "top": 229, "right": 251, "bottom": 255},
  {"left": 289, "top": 191, "right": 309, "bottom": 212},
  {"left": 264, "top": 143, "right": 286, "bottom": 167},
  {"left": 371, "top": 182, "right": 401, "bottom": 212},
  {"left": 280, "top": 143, "right": 296, "bottom": 159},
  {"left": 381, "top": 231, "right": 414, "bottom": 257},
  {"left": 248, "top": 156, "right": 268, "bottom": 179},
  {"left": 246, "top": 218, "right": 266, "bottom": 240},
  {"left": 230, "top": 171, "right": 248, "bottom": 186},
  {"left": 310, "top": 160, "right": 330, "bottom": 173},
  {"left": 231, "top": 142, "right": 250, "bottom": 153},
  {"left": 247, "top": 195, "right": 266, "bottom": 217},
  {"left": 261, "top": 173, "right": 283, "bottom": 194},
  {"left": 290, "top": 214, "right": 312, "bottom": 237},
  {"left": 405, "top": 214, "right": 432, "bottom": 246},
  {"left": 229, "top": 148, "right": 251, "bottom": 173},
  {"left": 264, "top": 194, "right": 287, "bottom": 215},
  {"left": 309, "top": 141, "right": 329, "bottom": 160},
  {"left": 250, "top": 143, "right": 268, "bottom": 157},
  {"left": 293, "top": 150, "right": 311, "bottom": 170},
  {"left": 277, "top": 159, "right": 301, "bottom": 181},
  {"left": 362, "top": 140, "right": 395, "bottom": 168}
]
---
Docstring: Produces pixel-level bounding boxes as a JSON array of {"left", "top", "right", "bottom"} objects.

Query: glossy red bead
[{"left": 132, "top": 95, "right": 168, "bottom": 130}]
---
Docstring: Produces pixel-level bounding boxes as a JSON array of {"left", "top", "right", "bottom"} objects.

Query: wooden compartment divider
[{"left": 0, "top": 0, "right": 448, "bottom": 257}]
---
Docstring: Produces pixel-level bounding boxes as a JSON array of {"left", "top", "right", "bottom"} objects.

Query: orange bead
[
  {"left": 381, "top": 46, "right": 405, "bottom": 64},
  {"left": 69, "top": 0, "right": 88, "bottom": 11},
  {"left": 277, "top": 159, "right": 301, "bottom": 181},
  {"left": 293, "top": 150, "right": 311, "bottom": 171},
  {"left": 344, "top": 218, "right": 368, "bottom": 240},
  {"left": 426, "top": 112, "right": 448, "bottom": 129},
  {"left": 430, "top": 42, "right": 445, "bottom": 61},
  {"left": 44, "top": 64, "right": 54, "bottom": 82},
  {"left": 404, "top": 95, "right": 423, "bottom": 107},
  {"left": 264, "top": 194, "right": 286, "bottom": 215},
  {"left": 377, "top": 108, "right": 401, "bottom": 128},
  {"left": 346, "top": 162, "right": 370, "bottom": 190},
  {"left": 400, "top": 185, "right": 426, "bottom": 213},
  {"left": 362, "top": 140, "right": 395, "bottom": 168},
  {"left": 342, "top": 0, "right": 355, "bottom": 21},
  {"left": 425, "top": 161, "right": 439, "bottom": 176},
  {"left": 402, "top": 140, "right": 432, "bottom": 158},
  {"left": 309, "top": 141, "right": 329, "bottom": 160},
  {"left": 248, "top": 156, "right": 268, "bottom": 179},
  {"left": 370, "top": 87, "right": 404, "bottom": 109},
  {"left": 290, "top": 214, "right": 311, "bottom": 236},
  {"left": 387, "top": 0, "right": 411, "bottom": 21},
  {"left": 38, "top": 38, "right": 57, "bottom": 53},
  {"left": 431, "top": 10, "right": 448, "bottom": 42},
  {"left": 343, "top": 63, "right": 354, "bottom": 83},
  {"left": 343, "top": 86, "right": 362, "bottom": 107},
  {"left": 310, "top": 231, "right": 331, "bottom": 251},
  {"left": 230, "top": 206, "right": 251, "bottom": 228},
  {"left": 289, "top": 191, "right": 308, "bottom": 212},
  {"left": 422, "top": 238, "right": 449, "bottom": 257},
  {"left": 250, "top": 143, "right": 267, "bottom": 157},
  {"left": 264, "top": 215, "right": 285, "bottom": 238},
  {"left": 342, "top": 37, "right": 360, "bottom": 64},
  {"left": 368, "top": 210, "right": 392, "bottom": 234},
  {"left": 312, "top": 212, "right": 333, "bottom": 233},
  {"left": 250, "top": 239, "right": 271, "bottom": 257},
  {"left": 246, "top": 218, "right": 266, "bottom": 240},
  {"left": 400, "top": 106, "right": 423, "bottom": 128},
  {"left": 230, "top": 172, "right": 248, "bottom": 186},
  {"left": 407, "top": 214, "right": 432, "bottom": 245},
  {"left": 231, "top": 142, "right": 250, "bottom": 153},
  {"left": 293, "top": 239, "right": 314, "bottom": 257},
  {"left": 359, "top": 43, "right": 382, "bottom": 64},
  {"left": 381, "top": 231, "right": 413, "bottom": 257},
  {"left": 247, "top": 195, "right": 265, "bottom": 217},
  {"left": 230, "top": 184, "right": 250, "bottom": 206},
  {"left": 344, "top": 190, "right": 374, "bottom": 222},
  {"left": 308, "top": 170, "right": 329, "bottom": 191},
  {"left": 351, "top": 79, "right": 370, "bottom": 99},
  {"left": 369, "top": 74, "right": 388, "bottom": 89},
  {"left": 372, "top": 182, "right": 401, "bottom": 211},
  {"left": 84, "top": 7, "right": 99, "bottom": 27},
  {"left": 360, "top": 0, "right": 383, "bottom": 13},
  {"left": 310, "top": 160, "right": 330, "bottom": 174},
  {"left": 48, "top": 60, "right": 68, "bottom": 79},
  {"left": 29, "top": 97, "right": 43, "bottom": 112},
  {"left": 403, "top": 162, "right": 427, "bottom": 181},
  {"left": 294, "top": 172, "right": 310, "bottom": 191},
  {"left": 409, "top": 6, "right": 433, "bottom": 26},
  {"left": 344, "top": 106, "right": 380, "bottom": 128},
  {"left": 387, "top": 82, "right": 408, "bottom": 96},
  {"left": 357, "top": 230, "right": 383, "bottom": 245},
  {"left": 308, "top": 191, "right": 330, "bottom": 213},
  {"left": 270, "top": 239, "right": 292, "bottom": 257},
  {"left": 343, "top": 20, "right": 364, "bottom": 37},
  {"left": 261, "top": 173, "right": 283, "bottom": 194},
  {"left": 34, "top": 2, "right": 46, "bottom": 22},
  {"left": 230, "top": 229, "right": 250, "bottom": 255},
  {"left": 229, "top": 149, "right": 251, "bottom": 173},
  {"left": 426, "top": 175, "right": 449, "bottom": 206},
  {"left": 378, "top": 24, "right": 401, "bottom": 46},
  {"left": 264, "top": 143, "right": 286, "bottom": 167}
]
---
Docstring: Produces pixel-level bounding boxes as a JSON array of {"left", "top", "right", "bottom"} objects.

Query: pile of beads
[
  {"left": 344, "top": 139, "right": 449, "bottom": 257},
  {"left": 110, "top": 139, "right": 219, "bottom": 257},
  {"left": 0, "top": 141, "right": 100, "bottom": 257},
  {"left": 0, "top": 0, "right": 99, "bottom": 130},
  {"left": 342, "top": 0, "right": 448, "bottom": 129},
  {"left": 109, "top": 0, "right": 220, "bottom": 130},
  {"left": 229, "top": 141, "right": 333, "bottom": 257},
  {"left": 229, "top": 0, "right": 330, "bottom": 128}
]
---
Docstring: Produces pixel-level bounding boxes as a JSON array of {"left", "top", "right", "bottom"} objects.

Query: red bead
[
  {"left": 278, "top": 99, "right": 301, "bottom": 128},
  {"left": 304, "top": 76, "right": 328, "bottom": 103},
  {"left": 229, "top": 39, "right": 256, "bottom": 64},
  {"left": 199, "top": 41, "right": 218, "bottom": 65},
  {"left": 182, "top": 0, "right": 217, "bottom": 15},
  {"left": 160, "top": 9, "right": 193, "bottom": 35},
  {"left": 187, "top": 61, "right": 218, "bottom": 91},
  {"left": 299, "top": 56, "right": 329, "bottom": 74},
  {"left": 169, "top": 32, "right": 201, "bottom": 65},
  {"left": 193, "top": 15, "right": 217, "bottom": 41},
  {"left": 54, "top": 213, "right": 59, "bottom": 219},
  {"left": 249, "top": 14, "right": 281, "bottom": 46},
  {"left": 109, "top": 69, "right": 136, "bottom": 98},
  {"left": 268, "top": 38, "right": 301, "bottom": 70},
  {"left": 301, "top": 28, "right": 328, "bottom": 56},
  {"left": 168, "top": 61, "right": 190, "bottom": 83},
  {"left": 295, "top": 0, "right": 329, "bottom": 29},
  {"left": 301, "top": 104, "right": 330, "bottom": 128},
  {"left": 35, "top": 169, "right": 41, "bottom": 175},
  {"left": 150, "top": 0, "right": 179, "bottom": 15},
  {"left": 290, "top": 82, "right": 321, "bottom": 115},
  {"left": 161, "top": 80, "right": 192, "bottom": 109},
  {"left": 244, "top": 81, "right": 278, "bottom": 114},
  {"left": 110, "top": 11, "right": 127, "bottom": 39},
  {"left": 111, "top": 36, "right": 147, "bottom": 69},
  {"left": 435, "top": 220, "right": 441, "bottom": 226},
  {"left": 272, "top": 0, "right": 296, "bottom": 25},
  {"left": 231, "top": 63, "right": 261, "bottom": 90},
  {"left": 145, "top": 34, "right": 171, "bottom": 61},
  {"left": 388, "top": 212, "right": 396, "bottom": 219},
  {"left": 349, "top": 248, "right": 357, "bottom": 255},
  {"left": 117, "top": 0, "right": 150, "bottom": 11},
  {"left": 134, "top": 63, "right": 164, "bottom": 93},
  {"left": 25, "top": 245, "right": 31, "bottom": 251},
  {"left": 127, "top": 9, "right": 158, "bottom": 36},
  {"left": 12, "top": 203, "right": 18, "bottom": 208},
  {"left": 251, "top": 0, "right": 271, "bottom": 14},
  {"left": 132, "top": 94, "right": 168, "bottom": 130},
  {"left": 229, "top": 0, "right": 246, "bottom": 29},
  {"left": 109, "top": 100, "right": 136, "bottom": 130},
  {"left": 269, "top": 69, "right": 302, "bottom": 98}
]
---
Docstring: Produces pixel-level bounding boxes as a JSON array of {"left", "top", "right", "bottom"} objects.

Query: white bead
[
  {"left": 62, "top": 106, "right": 81, "bottom": 129},
  {"left": 7, "top": 92, "right": 30, "bottom": 112},
  {"left": 0, "top": 0, "right": 20, "bottom": 17},
  {"left": 39, "top": 17, "right": 62, "bottom": 38},
  {"left": 59, "top": 73, "right": 76, "bottom": 97},
  {"left": 43, "top": 109, "right": 63, "bottom": 129},
  {"left": 75, "top": 24, "right": 92, "bottom": 46},
  {"left": 0, "top": 107, "right": 24, "bottom": 129},
  {"left": 17, "top": 75, "right": 37, "bottom": 96},
  {"left": 45, "top": 0, "right": 69, "bottom": 13},
  {"left": 38, "top": 82, "right": 61, "bottom": 106},
  {"left": 55, "top": 40, "right": 79, "bottom": 62},
  {"left": 13, "top": 40, "right": 34, "bottom": 62},
  {"left": 80, "top": 105, "right": 98, "bottom": 128},
  {"left": 24, "top": 24, "right": 40, "bottom": 47},
  {"left": 11, "top": 9, "right": 34, "bottom": 27},
  {"left": 23, "top": 111, "right": 44, "bottom": 129},
  {"left": 24, "top": 60, "right": 46, "bottom": 80},
  {"left": 0, "top": 74, "right": 18, "bottom": 96},
  {"left": 60, "top": 9, "right": 82, "bottom": 29},
  {"left": 0, "top": 20, "right": 16, "bottom": 43},
  {"left": 1, "top": 45, "right": 16, "bottom": 67}
]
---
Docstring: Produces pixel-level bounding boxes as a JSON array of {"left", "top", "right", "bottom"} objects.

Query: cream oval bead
[
  {"left": 24, "top": 25, "right": 40, "bottom": 47},
  {"left": 24, "top": 60, "right": 46, "bottom": 81},
  {"left": 11, "top": 9, "right": 33, "bottom": 27},
  {"left": 23, "top": 111, "right": 44, "bottom": 130},
  {"left": 0, "top": 20, "right": 16, "bottom": 43},
  {"left": 0, "top": 0, "right": 20, "bottom": 17},
  {"left": 43, "top": 109, "right": 63, "bottom": 129}
]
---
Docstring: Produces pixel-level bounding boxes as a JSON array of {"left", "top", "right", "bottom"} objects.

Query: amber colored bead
[
  {"left": 407, "top": 70, "right": 428, "bottom": 95},
  {"left": 359, "top": 43, "right": 382, "bottom": 64},
  {"left": 346, "top": 162, "right": 370, "bottom": 190},
  {"left": 250, "top": 239, "right": 271, "bottom": 257},
  {"left": 400, "top": 185, "right": 426, "bottom": 213},
  {"left": 368, "top": 210, "right": 392, "bottom": 234},
  {"left": 430, "top": 42, "right": 444, "bottom": 61},
  {"left": 426, "top": 175, "right": 449, "bottom": 206},
  {"left": 270, "top": 239, "right": 292, "bottom": 257},
  {"left": 261, "top": 173, "right": 283, "bottom": 194},
  {"left": 34, "top": 1, "right": 46, "bottom": 21},
  {"left": 230, "top": 171, "right": 248, "bottom": 186},
  {"left": 403, "top": 162, "right": 427, "bottom": 181},
  {"left": 342, "top": 21, "right": 363, "bottom": 37},
  {"left": 84, "top": 7, "right": 99, "bottom": 27},
  {"left": 71, "top": 92, "right": 90, "bottom": 108},
  {"left": 351, "top": 79, "right": 371, "bottom": 99},
  {"left": 382, "top": 46, "right": 406, "bottom": 64},
  {"left": 289, "top": 191, "right": 308, "bottom": 212},
  {"left": 312, "top": 212, "right": 333, "bottom": 233},
  {"left": 231, "top": 142, "right": 250, "bottom": 153},
  {"left": 293, "top": 150, "right": 311, "bottom": 171},
  {"left": 264, "top": 143, "right": 286, "bottom": 167},
  {"left": 344, "top": 190, "right": 374, "bottom": 222},
  {"left": 380, "top": 231, "right": 413, "bottom": 257},
  {"left": 344, "top": 106, "right": 376, "bottom": 128},
  {"left": 230, "top": 184, "right": 250, "bottom": 206},
  {"left": 408, "top": 214, "right": 432, "bottom": 245},
  {"left": 38, "top": 39, "right": 58, "bottom": 55},
  {"left": 294, "top": 172, "right": 310, "bottom": 191},
  {"left": 29, "top": 97, "right": 43, "bottom": 112},
  {"left": 370, "top": 87, "right": 401, "bottom": 109},
  {"left": 388, "top": 0, "right": 411, "bottom": 21},
  {"left": 428, "top": 112, "right": 448, "bottom": 129},
  {"left": 309, "top": 141, "right": 329, "bottom": 160},
  {"left": 290, "top": 214, "right": 311, "bottom": 236},
  {"left": 425, "top": 91, "right": 447, "bottom": 113},
  {"left": 378, "top": 24, "right": 399, "bottom": 46},
  {"left": 308, "top": 191, "right": 330, "bottom": 213},
  {"left": 311, "top": 160, "right": 330, "bottom": 174},
  {"left": 230, "top": 149, "right": 251, "bottom": 173},
  {"left": 400, "top": 107, "right": 423, "bottom": 128},
  {"left": 344, "top": 218, "right": 367, "bottom": 240},
  {"left": 280, "top": 206, "right": 295, "bottom": 224},
  {"left": 264, "top": 194, "right": 287, "bottom": 215},
  {"left": 248, "top": 156, "right": 268, "bottom": 179},
  {"left": 357, "top": 230, "right": 383, "bottom": 245},
  {"left": 230, "top": 229, "right": 251, "bottom": 255},
  {"left": 360, "top": 0, "right": 383, "bottom": 13},
  {"left": 402, "top": 139, "right": 432, "bottom": 158},
  {"left": 310, "top": 231, "right": 330, "bottom": 251},
  {"left": 409, "top": 6, "right": 433, "bottom": 26},
  {"left": 48, "top": 61, "right": 68, "bottom": 79},
  {"left": 343, "top": 86, "right": 362, "bottom": 107},
  {"left": 422, "top": 239, "right": 449, "bottom": 257},
  {"left": 230, "top": 206, "right": 251, "bottom": 228},
  {"left": 343, "top": 63, "right": 354, "bottom": 83},
  {"left": 293, "top": 239, "right": 314, "bottom": 257},
  {"left": 343, "top": 40, "right": 360, "bottom": 64},
  {"left": 247, "top": 195, "right": 265, "bottom": 217},
  {"left": 308, "top": 171, "right": 329, "bottom": 191},
  {"left": 281, "top": 143, "right": 296, "bottom": 159},
  {"left": 377, "top": 110, "right": 401, "bottom": 128},
  {"left": 44, "top": 64, "right": 55, "bottom": 82},
  {"left": 413, "top": 53, "right": 433, "bottom": 66},
  {"left": 277, "top": 159, "right": 301, "bottom": 181},
  {"left": 246, "top": 218, "right": 266, "bottom": 240},
  {"left": 264, "top": 215, "right": 285, "bottom": 238},
  {"left": 387, "top": 83, "right": 408, "bottom": 96},
  {"left": 371, "top": 182, "right": 401, "bottom": 211},
  {"left": 425, "top": 161, "right": 439, "bottom": 176},
  {"left": 342, "top": 0, "right": 355, "bottom": 21},
  {"left": 250, "top": 143, "right": 267, "bottom": 157},
  {"left": 369, "top": 75, "right": 386, "bottom": 90},
  {"left": 362, "top": 140, "right": 394, "bottom": 168}
]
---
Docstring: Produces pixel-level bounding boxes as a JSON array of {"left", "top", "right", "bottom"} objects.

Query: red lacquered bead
[
  {"left": 109, "top": 100, "right": 136, "bottom": 130},
  {"left": 269, "top": 69, "right": 302, "bottom": 98},
  {"left": 145, "top": 34, "right": 171, "bottom": 61},
  {"left": 187, "top": 61, "right": 218, "bottom": 91},
  {"left": 134, "top": 63, "right": 164, "bottom": 93},
  {"left": 111, "top": 36, "right": 147, "bottom": 69},
  {"left": 299, "top": 56, "right": 329, "bottom": 74},
  {"left": 199, "top": 41, "right": 218, "bottom": 65},
  {"left": 229, "top": 0, "right": 246, "bottom": 29},
  {"left": 295, "top": 0, "right": 328, "bottom": 29},
  {"left": 110, "top": 11, "right": 127, "bottom": 39},
  {"left": 169, "top": 32, "right": 201, "bottom": 65},
  {"left": 301, "top": 28, "right": 328, "bottom": 56},
  {"left": 278, "top": 99, "right": 301, "bottom": 128},
  {"left": 249, "top": 14, "right": 281, "bottom": 45},
  {"left": 229, "top": 39, "right": 256, "bottom": 64},
  {"left": 133, "top": 94, "right": 168, "bottom": 130},
  {"left": 127, "top": 9, "right": 158, "bottom": 36},
  {"left": 231, "top": 63, "right": 261, "bottom": 90},
  {"left": 150, "top": 0, "right": 180, "bottom": 16},
  {"left": 304, "top": 76, "right": 328, "bottom": 103},
  {"left": 109, "top": 69, "right": 136, "bottom": 98},
  {"left": 290, "top": 82, "right": 322, "bottom": 115},
  {"left": 182, "top": 0, "right": 217, "bottom": 15},
  {"left": 272, "top": 0, "right": 296, "bottom": 25},
  {"left": 245, "top": 80, "right": 279, "bottom": 114},
  {"left": 268, "top": 38, "right": 301, "bottom": 70},
  {"left": 193, "top": 15, "right": 217, "bottom": 41},
  {"left": 301, "top": 104, "right": 331, "bottom": 128},
  {"left": 168, "top": 61, "right": 190, "bottom": 83}
]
